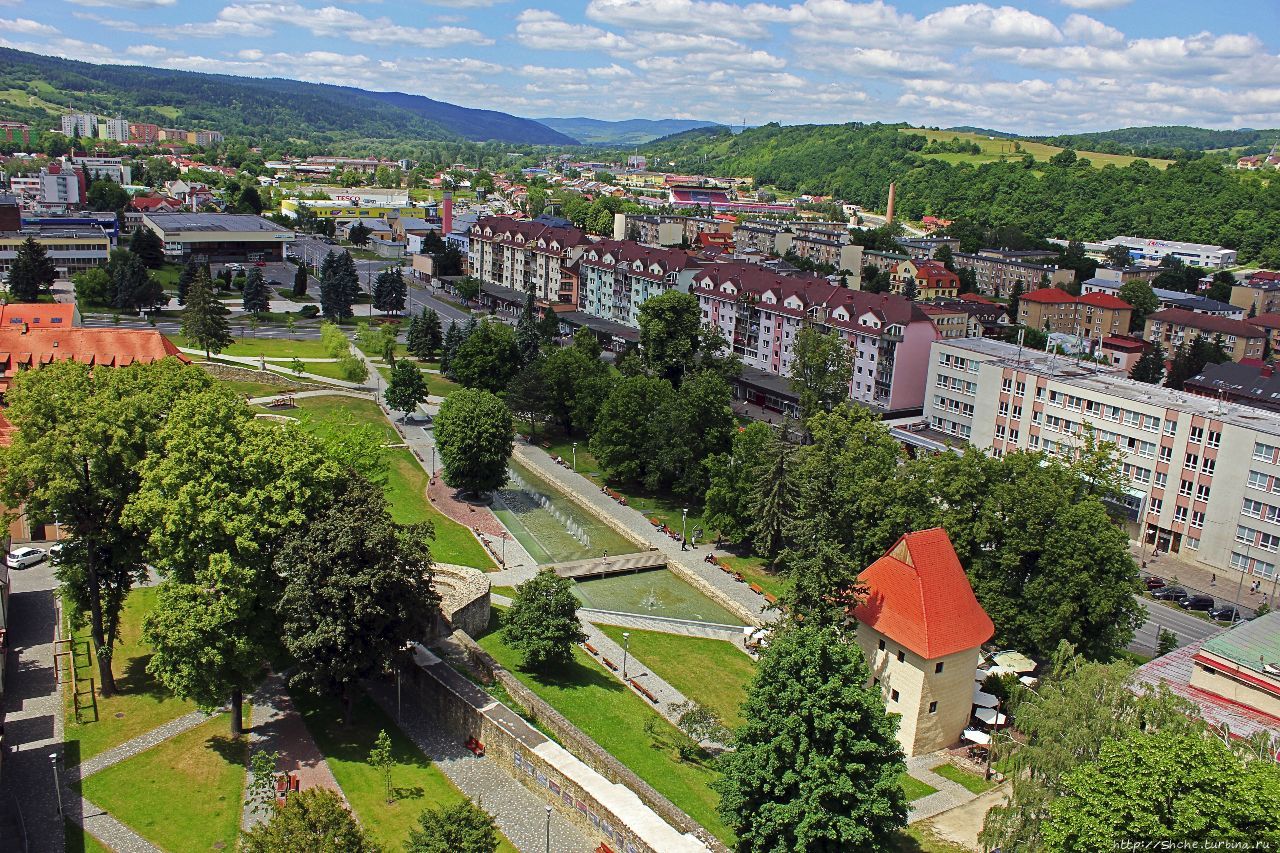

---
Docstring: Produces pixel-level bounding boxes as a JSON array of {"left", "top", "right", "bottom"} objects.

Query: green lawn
[
  {"left": 720, "top": 555, "right": 788, "bottom": 600},
  {"left": 596, "top": 626, "right": 753, "bottom": 728},
  {"left": 387, "top": 448, "right": 496, "bottom": 570},
  {"left": 290, "top": 359, "right": 363, "bottom": 382},
  {"left": 376, "top": 364, "right": 458, "bottom": 397},
  {"left": 275, "top": 394, "right": 396, "bottom": 440},
  {"left": 65, "top": 819, "right": 112, "bottom": 853},
  {"left": 62, "top": 587, "right": 196, "bottom": 763},
  {"left": 477, "top": 614, "right": 732, "bottom": 843},
  {"left": 899, "top": 772, "right": 939, "bottom": 802},
  {"left": 167, "top": 333, "right": 335, "bottom": 359},
  {"left": 81, "top": 715, "right": 247, "bottom": 852},
  {"left": 901, "top": 127, "right": 1172, "bottom": 170},
  {"left": 933, "top": 763, "right": 996, "bottom": 795},
  {"left": 150, "top": 263, "right": 184, "bottom": 288},
  {"left": 294, "top": 690, "right": 516, "bottom": 853}
]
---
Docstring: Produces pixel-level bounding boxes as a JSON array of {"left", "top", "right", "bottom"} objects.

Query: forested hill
[
  {"left": 632, "top": 122, "right": 1280, "bottom": 267},
  {"left": 536, "top": 117, "right": 722, "bottom": 145},
  {"left": 0, "top": 48, "right": 576, "bottom": 148},
  {"left": 1037, "top": 126, "right": 1280, "bottom": 158}
]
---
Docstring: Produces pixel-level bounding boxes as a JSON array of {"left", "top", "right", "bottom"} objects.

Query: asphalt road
[{"left": 1129, "top": 594, "right": 1224, "bottom": 657}]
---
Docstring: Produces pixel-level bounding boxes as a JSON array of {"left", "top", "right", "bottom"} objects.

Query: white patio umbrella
[
  {"left": 962, "top": 728, "right": 991, "bottom": 745},
  {"left": 993, "top": 650, "right": 1037, "bottom": 673},
  {"left": 974, "top": 707, "right": 1008, "bottom": 726},
  {"left": 973, "top": 686, "right": 999, "bottom": 708}
]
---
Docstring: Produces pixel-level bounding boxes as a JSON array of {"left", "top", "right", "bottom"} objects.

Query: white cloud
[
  {"left": 514, "top": 9, "right": 633, "bottom": 52},
  {"left": 1061, "top": 13, "right": 1124, "bottom": 47},
  {"left": 214, "top": 3, "right": 493, "bottom": 47},
  {"left": 64, "top": 0, "right": 175, "bottom": 7},
  {"left": 0, "top": 17, "right": 60, "bottom": 36},
  {"left": 585, "top": 0, "right": 793, "bottom": 40},
  {"left": 914, "top": 4, "right": 1061, "bottom": 46}
]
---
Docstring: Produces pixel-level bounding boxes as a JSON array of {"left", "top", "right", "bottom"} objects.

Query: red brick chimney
[
  {"left": 442, "top": 191, "right": 453, "bottom": 235},
  {"left": 886, "top": 181, "right": 896, "bottom": 224}
]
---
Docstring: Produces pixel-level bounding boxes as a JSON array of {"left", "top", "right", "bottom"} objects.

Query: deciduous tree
[
  {"left": 790, "top": 325, "right": 853, "bottom": 422},
  {"left": 385, "top": 359, "right": 429, "bottom": 420},
  {"left": 703, "top": 421, "right": 773, "bottom": 545},
  {"left": 1117, "top": 280, "right": 1159, "bottom": 332},
  {"left": 241, "top": 788, "right": 376, "bottom": 852},
  {"left": 405, "top": 801, "right": 500, "bottom": 853},
  {"left": 502, "top": 568, "right": 587, "bottom": 671},
  {"left": 434, "top": 388, "right": 514, "bottom": 496},
  {"left": 449, "top": 320, "right": 519, "bottom": 393},
  {"left": 715, "top": 622, "right": 907, "bottom": 850}
]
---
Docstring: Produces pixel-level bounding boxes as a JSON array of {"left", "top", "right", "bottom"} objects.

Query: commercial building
[
  {"left": 576, "top": 240, "right": 700, "bottom": 328},
  {"left": 279, "top": 198, "right": 435, "bottom": 222},
  {"left": 1017, "top": 288, "right": 1134, "bottom": 338},
  {"left": 141, "top": 212, "right": 294, "bottom": 262},
  {"left": 853, "top": 529, "right": 994, "bottom": 757},
  {"left": 1143, "top": 309, "right": 1265, "bottom": 362},
  {"left": 694, "top": 262, "right": 939, "bottom": 416},
  {"left": 469, "top": 215, "right": 588, "bottom": 305},
  {"left": 920, "top": 336, "right": 1280, "bottom": 582},
  {"left": 1093, "top": 265, "right": 1162, "bottom": 285},
  {"left": 0, "top": 122, "right": 31, "bottom": 148},
  {"left": 0, "top": 224, "right": 111, "bottom": 277},
  {"left": 1100, "top": 236, "right": 1237, "bottom": 269},
  {"left": 1134, "top": 613, "right": 1280, "bottom": 742},
  {"left": 890, "top": 259, "right": 959, "bottom": 300},
  {"left": 951, "top": 250, "right": 1074, "bottom": 298}
]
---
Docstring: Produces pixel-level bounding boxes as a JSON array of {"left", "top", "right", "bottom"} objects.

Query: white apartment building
[
  {"left": 98, "top": 117, "right": 130, "bottom": 142},
  {"left": 922, "top": 337, "right": 1280, "bottom": 582},
  {"left": 39, "top": 168, "right": 81, "bottom": 207},
  {"left": 60, "top": 113, "right": 98, "bottom": 138},
  {"left": 73, "top": 157, "right": 131, "bottom": 186},
  {"left": 576, "top": 240, "right": 700, "bottom": 327},
  {"left": 469, "top": 216, "right": 588, "bottom": 305}
]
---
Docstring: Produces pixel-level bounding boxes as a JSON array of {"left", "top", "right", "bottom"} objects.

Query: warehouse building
[{"left": 141, "top": 213, "right": 294, "bottom": 263}]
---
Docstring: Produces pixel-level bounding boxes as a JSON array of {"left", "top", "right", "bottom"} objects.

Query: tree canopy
[
  {"left": 501, "top": 568, "right": 587, "bottom": 671},
  {"left": 434, "top": 388, "right": 514, "bottom": 496}
]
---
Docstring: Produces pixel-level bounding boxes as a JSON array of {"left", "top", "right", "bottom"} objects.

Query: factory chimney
[
  {"left": 442, "top": 190, "right": 453, "bottom": 236},
  {"left": 885, "top": 182, "right": 896, "bottom": 224}
]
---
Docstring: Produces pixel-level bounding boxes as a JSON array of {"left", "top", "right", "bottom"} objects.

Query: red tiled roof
[
  {"left": 1078, "top": 291, "right": 1132, "bottom": 310},
  {"left": 0, "top": 328, "right": 187, "bottom": 372},
  {"left": 0, "top": 303, "right": 76, "bottom": 327},
  {"left": 853, "top": 528, "right": 994, "bottom": 660},
  {"left": 958, "top": 293, "right": 996, "bottom": 305},
  {"left": 1101, "top": 335, "right": 1146, "bottom": 351},
  {"left": 1020, "top": 287, "right": 1077, "bottom": 304},
  {"left": 1147, "top": 307, "right": 1264, "bottom": 338},
  {"left": 1250, "top": 312, "right": 1280, "bottom": 330}
]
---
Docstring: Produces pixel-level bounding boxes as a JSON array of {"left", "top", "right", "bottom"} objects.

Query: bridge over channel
[{"left": 549, "top": 551, "right": 667, "bottom": 580}]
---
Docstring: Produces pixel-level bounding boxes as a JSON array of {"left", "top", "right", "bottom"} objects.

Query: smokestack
[
  {"left": 442, "top": 191, "right": 453, "bottom": 236},
  {"left": 885, "top": 182, "right": 896, "bottom": 224}
]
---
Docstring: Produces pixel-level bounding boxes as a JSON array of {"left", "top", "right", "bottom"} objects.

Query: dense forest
[
  {"left": 0, "top": 47, "right": 575, "bottom": 150},
  {"left": 631, "top": 123, "right": 1280, "bottom": 266},
  {"left": 1037, "top": 125, "right": 1280, "bottom": 159}
]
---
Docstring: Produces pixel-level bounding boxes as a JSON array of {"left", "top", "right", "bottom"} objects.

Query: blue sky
[{"left": 1, "top": 0, "right": 1278, "bottom": 133}]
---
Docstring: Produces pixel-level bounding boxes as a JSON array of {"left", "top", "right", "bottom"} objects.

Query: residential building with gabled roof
[
  {"left": 1144, "top": 308, "right": 1266, "bottom": 361},
  {"left": 576, "top": 240, "right": 701, "bottom": 328},
  {"left": 469, "top": 215, "right": 589, "bottom": 305},
  {"left": 853, "top": 528, "right": 995, "bottom": 756},
  {"left": 891, "top": 259, "right": 959, "bottom": 300}
]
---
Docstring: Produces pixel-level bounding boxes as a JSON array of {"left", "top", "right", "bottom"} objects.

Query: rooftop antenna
[{"left": 1016, "top": 326, "right": 1025, "bottom": 363}]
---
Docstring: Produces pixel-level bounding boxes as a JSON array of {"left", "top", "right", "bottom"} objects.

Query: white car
[
  {"left": 48, "top": 542, "right": 65, "bottom": 562},
  {"left": 6, "top": 546, "right": 45, "bottom": 569}
]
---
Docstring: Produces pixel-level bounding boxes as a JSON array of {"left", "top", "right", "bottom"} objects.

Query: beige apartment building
[
  {"left": 1144, "top": 308, "right": 1265, "bottom": 361},
  {"left": 469, "top": 216, "right": 588, "bottom": 305},
  {"left": 853, "top": 529, "right": 995, "bottom": 756},
  {"left": 1017, "top": 288, "right": 1134, "bottom": 338},
  {"left": 921, "top": 337, "right": 1280, "bottom": 584}
]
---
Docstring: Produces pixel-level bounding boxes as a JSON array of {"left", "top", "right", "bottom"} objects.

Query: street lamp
[
  {"left": 681, "top": 508, "right": 689, "bottom": 551},
  {"left": 500, "top": 532, "right": 507, "bottom": 567},
  {"left": 50, "top": 753, "right": 62, "bottom": 815},
  {"left": 544, "top": 804, "right": 551, "bottom": 853},
  {"left": 621, "top": 631, "right": 631, "bottom": 680},
  {"left": 571, "top": 442, "right": 577, "bottom": 471}
]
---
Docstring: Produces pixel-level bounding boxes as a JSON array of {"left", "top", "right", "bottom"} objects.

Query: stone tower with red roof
[{"left": 853, "top": 528, "right": 994, "bottom": 756}]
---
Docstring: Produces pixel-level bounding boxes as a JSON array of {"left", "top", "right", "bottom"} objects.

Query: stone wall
[
  {"left": 433, "top": 563, "right": 491, "bottom": 639},
  {"left": 403, "top": 638, "right": 715, "bottom": 853}
]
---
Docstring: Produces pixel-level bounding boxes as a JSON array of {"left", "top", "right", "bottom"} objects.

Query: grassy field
[
  {"left": 267, "top": 396, "right": 495, "bottom": 569},
  {"left": 477, "top": 615, "right": 733, "bottom": 843},
  {"left": 596, "top": 626, "right": 754, "bottom": 728},
  {"left": 62, "top": 587, "right": 196, "bottom": 763},
  {"left": 294, "top": 691, "right": 517, "bottom": 853},
  {"left": 904, "top": 128, "right": 1173, "bottom": 170},
  {"left": 375, "top": 364, "right": 458, "bottom": 397},
  {"left": 933, "top": 763, "right": 996, "bottom": 795},
  {"left": 81, "top": 715, "right": 247, "bottom": 852},
  {"left": 899, "top": 772, "right": 938, "bottom": 802},
  {"left": 289, "top": 359, "right": 360, "bottom": 382},
  {"left": 167, "top": 333, "right": 335, "bottom": 359},
  {"left": 720, "top": 555, "right": 788, "bottom": 600}
]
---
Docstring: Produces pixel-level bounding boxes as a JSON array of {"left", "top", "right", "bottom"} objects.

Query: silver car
[{"left": 6, "top": 546, "right": 45, "bottom": 569}]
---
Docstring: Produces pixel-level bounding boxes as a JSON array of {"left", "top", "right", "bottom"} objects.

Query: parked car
[
  {"left": 1151, "top": 585, "right": 1189, "bottom": 601},
  {"left": 48, "top": 542, "right": 64, "bottom": 562},
  {"left": 1210, "top": 604, "right": 1244, "bottom": 622},
  {"left": 1179, "top": 594, "right": 1215, "bottom": 612},
  {"left": 1145, "top": 576, "right": 1167, "bottom": 590},
  {"left": 254, "top": 261, "right": 266, "bottom": 267},
  {"left": 6, "top": 546, "right": 45, "bottom": 569}
]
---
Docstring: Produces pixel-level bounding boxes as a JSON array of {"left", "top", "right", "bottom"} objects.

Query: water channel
[{"left": 571, "top": 569, "right": 746, "bottom": 626}]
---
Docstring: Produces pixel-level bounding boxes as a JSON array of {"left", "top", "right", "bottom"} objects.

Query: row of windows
[
  {"left": 994, "top": 424, "right": 1020, "bottom": 443},
  {"left": 1255, "top": 442, "right": 1280, "bottom": 465},
  {"left": 1242, "top": 497, "right": 1280, "bottom": 524},
  {"left": 1236, "top": 525, "right": 1280, "bottom": 552},
  {"left": 937, "top": 352, "right": 980, "bottom": 373},
  {"left": 931, "top": 416, "right": 971, "bottom": 439},
  {"left": 936, "top": 374, "right": 976, "bottom": 395},
  {"left": 933, "top": 395, "right": 975, "bottom": 418},
  {"left": 1248, "top": 470, "right": 1280, "bottom": 494},
  {"left": 1231, "top": 551, "right": 1278, "bottom": 579}
]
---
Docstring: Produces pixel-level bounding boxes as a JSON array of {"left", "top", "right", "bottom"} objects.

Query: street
[{"left": 1129, "top": 594, "right": 1223, "bottom": 658}]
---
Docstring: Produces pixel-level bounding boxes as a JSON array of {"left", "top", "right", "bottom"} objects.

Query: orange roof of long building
[
  {"left": 0, "top": 328, "right": 186, "bottom": 372},
  {"left": 0, "top": 303, "right": 77, "bottom": 328},
  {"left": 853, "top": 528, "right": 994, "bottom": 660}
]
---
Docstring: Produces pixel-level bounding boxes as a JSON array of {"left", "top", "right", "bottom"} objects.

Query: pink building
[{"left": 693, "top": 262, "right": 940, "bottom": 416}]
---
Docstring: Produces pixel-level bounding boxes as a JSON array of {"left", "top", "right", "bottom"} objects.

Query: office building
[
  {"left": 1100, "top": 236, "right": 1237, "bottom": 269},
  {"left": 141, "top": 212, "right": 294, "bottom": 262}
]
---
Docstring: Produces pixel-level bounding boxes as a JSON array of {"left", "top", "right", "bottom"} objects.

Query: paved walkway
[
  {"left": 179, "top": 347, "right": 373, "bottom": 390},
  {"left": 76, "top": 711, "right": 209, "bottom": 777},
  {"left": 578, "top": 610, "right": 747, "bottom": 642},
  {"left": 365, "top": 679, "right": 594, "bottom": 853},
  {"left": 905, "top": 753, "right": 983, "bottom": 824},
  {"left": 242, "top": 674, "right": 344, "bottom": 830},
  {"left": 0, "top": 559, "right": 65, "bottom": 853},
  {"left": 511, "top": 443, "right": 778, "bottom": 625}
]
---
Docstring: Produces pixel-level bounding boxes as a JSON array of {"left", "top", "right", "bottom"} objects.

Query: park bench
[
  {"left": 763, "top": 592, "right": 778, "bottom": 605},
  {"left": 602, "top": 657, "right": 618, "bottom": 671},
  {"left": 267, "top": 394, "right": 295, "bottom": 408},
  {"left": 749, "top": 582, "right": 764, "bottom": 595},
  {"left": 465, "top": 736, "right": 486, "bottom": 757},
  {"left": 630, "top": 680, "right": 658, "bottom": 703},
  {"left": 583, "top": 643, "right": 599, "bottom": 656}
]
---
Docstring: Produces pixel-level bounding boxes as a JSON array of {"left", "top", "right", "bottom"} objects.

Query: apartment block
[
  {"left": 1018, "top": 288, "right": 1133, "bottom": 338},
  {"left": 952, "top": 250, "right": 1074, "bottom": 298},
  {"left": 863, "top": 249, "right": 909, "bottom": 275},
  {"left": 891, "top": 259, "right": 959, "bottom": 300},
  {"left": 1144, "top": 308, "right": 1265, "bottom": 361},
  {"left": 1230, "top": 272, "right": 1280, "bottom": 316},
  {"left": 129, "top": 123, "right": 161, "bottom": 145},
  {"left": 921, "top": 336, "right": 1280, "bottom": 582},
  {"left": 732, "top": 222, "right": 793, "bottom": 256},
  {"left": 613, "top": 213, "right": 724, "bottom": 247},
  {"left": 469, "top": 216, "right": 588, "bottom": 305},
  {"left": 60, "top": 113, "right": 97, "bottom": 138},
  {"left": 694, "top": 262, "right": 939, "bottom": 415},
  {"left": 576, "top": 240, "right": 701, "bottom": 328},
  {"left": 791, "top": 231, "right": 863, "bottom": 274},
  {"left": 98, "top": 117, "right": 130, "bottom": 142}
]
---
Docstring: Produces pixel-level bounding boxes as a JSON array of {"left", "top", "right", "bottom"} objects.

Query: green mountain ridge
[
  {"left": 536, "top": 116, "right": 722, "bottom": 145},
  {"left": 0, "top": 47, "right": 576, "bottom": 148}
]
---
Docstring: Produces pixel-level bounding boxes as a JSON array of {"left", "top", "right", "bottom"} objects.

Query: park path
[
  {"left": 242, "top": 673, "right": 344, "bottom": 831},
  {"left": 0, "top": 559, "right": 65, "bottom": 853},
  {"left": 178, "top": 347, "right": 373, "bottom": 390},
  {"left": 510, "top": 443, "right": 777, "bottom": 625},
  {"left": 364, "top": 679, "right": 594, "bottom": 853},
  {"left": 904, "top": 754, "right": 984, "bottom": 824}
]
